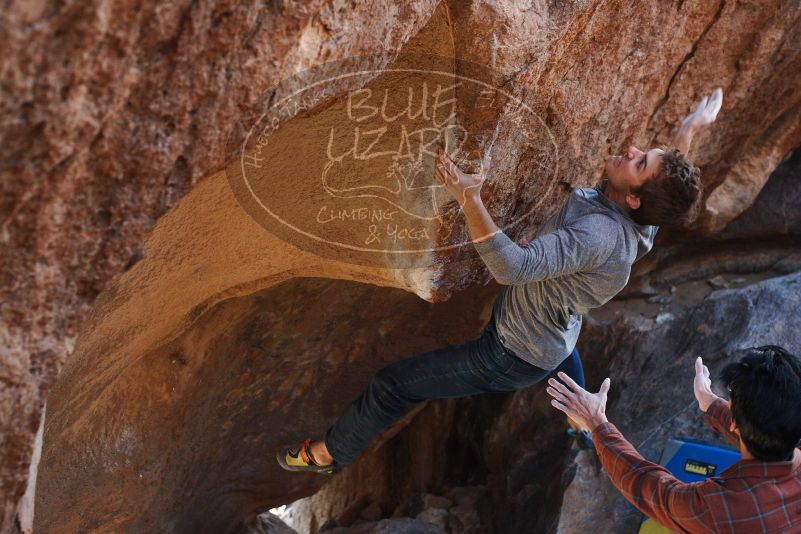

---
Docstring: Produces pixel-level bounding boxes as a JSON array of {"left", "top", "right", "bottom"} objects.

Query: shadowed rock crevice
[
  {"left": 645, "top": 0, "right": 727, "bottom": 133},
  {"left": 35, "top": 273, "right": 499, "bottom": 533}
]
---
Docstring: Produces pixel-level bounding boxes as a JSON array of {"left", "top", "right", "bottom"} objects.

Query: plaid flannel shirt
[{"left": 593, "top": 398, "right": 801, "bottom": 533}]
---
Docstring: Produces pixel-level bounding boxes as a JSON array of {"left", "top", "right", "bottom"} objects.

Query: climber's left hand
[
  {"left": 673, "top": 87, "right": 723, "bottom": 154},
  {"left": 680, "top": 88, "right": 724, "bottom": 130}
]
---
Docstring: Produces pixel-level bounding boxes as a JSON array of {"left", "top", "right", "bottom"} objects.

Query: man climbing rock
[{"left": 277, "top": 89, "right": 723, "bottom": 474}]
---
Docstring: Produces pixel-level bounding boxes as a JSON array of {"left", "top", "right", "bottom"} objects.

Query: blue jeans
[{"left": 324, "top": 317, "right": 585, "bottom": 465}]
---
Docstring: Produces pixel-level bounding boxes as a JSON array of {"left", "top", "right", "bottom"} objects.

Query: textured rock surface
[
  {"left": 328, "top": 518, "right": 446, "bottom": 534},
  {"left": 717, "top": 148, "right": 801, "bottom": 240},
  {"left": 2, "top": 0, "right": 800, "bottom": 532},
  {"left": 1, "top": 1, "right": 438, "bottom": 528},
  {"left": 245, "top": 512, "right": 298, "bottom": 534},
  {"left": 34, "top": 270, "right": 497, "bottom": 532}
]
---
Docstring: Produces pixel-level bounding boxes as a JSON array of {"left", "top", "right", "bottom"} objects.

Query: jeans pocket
[
  {"left": 496, "top": 349, "right": 519, "bottom": 374},
  {"left": 488, "top": 358, "right": 542, "bottom": 391},
  {"left": 503, "top": 353, "right": 549, "bottom": 385},
  {"left": 479, "top": 332, "right": 511, "bottom": 372},
  {"left": 485, "top": 349, "right": 526, "bottom": 388}
]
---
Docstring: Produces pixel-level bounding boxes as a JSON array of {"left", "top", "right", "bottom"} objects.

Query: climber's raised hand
[
  {"left": 673, "top": 88, "right": 723, "bottom": 154},
  {"left": 681, "top": 88, "right": 723, "bottom": 129},
  {"left": 434, "top": 147, "right": 486, "bottom": 207}
]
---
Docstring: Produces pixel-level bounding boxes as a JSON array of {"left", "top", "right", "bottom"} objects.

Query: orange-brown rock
[
  {"left": 0, "top": 0, "right": 799, "bottom": 532},
  {"left": 1, "top": 1, "right": 437, "bottom": 529}
]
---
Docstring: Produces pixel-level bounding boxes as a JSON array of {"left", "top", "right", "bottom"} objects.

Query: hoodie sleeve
[{"left": 473, "top": 214, "right": 620, "bottom": 285}]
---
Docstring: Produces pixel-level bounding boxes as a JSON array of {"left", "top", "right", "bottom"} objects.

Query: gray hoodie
[{"left": 473, "top": 183, "right": 657, "bottom": 370}]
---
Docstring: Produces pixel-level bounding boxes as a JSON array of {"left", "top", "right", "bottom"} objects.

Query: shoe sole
[{"left": 276, "top": 448, "right": 338, "bottom": 475}]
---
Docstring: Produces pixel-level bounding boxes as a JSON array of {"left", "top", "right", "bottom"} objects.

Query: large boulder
[
  {"left": 1, "top": 1, "right": 438, "bottom": 529},
  {"left": 0, "top": 0, "right": 799, "bottom": 531}
]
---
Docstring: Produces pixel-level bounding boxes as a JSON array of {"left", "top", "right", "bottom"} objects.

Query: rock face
[
  {"left": 1, "top": 1, "right": 438, "bottom": 529},
  {"left": 245, "top": 512, "right": 298, "bottom": 534},
  {"left": 717, "top": 148, "right": 801, "bottom": 241},
  {"left": 1, "top": 0, "right": 800, "bottom": 532}
]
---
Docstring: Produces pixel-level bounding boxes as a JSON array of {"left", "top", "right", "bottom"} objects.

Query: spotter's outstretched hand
[
  {"left": 693, "top": 356, "right": 720, "bottom": 413},
  {"left": 547, "top": 372, "right": 611, "bottom": 433}
]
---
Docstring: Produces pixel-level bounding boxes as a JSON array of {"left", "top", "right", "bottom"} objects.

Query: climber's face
[{"left": 604, "top": 146, "right": 665, "bottom": 209}]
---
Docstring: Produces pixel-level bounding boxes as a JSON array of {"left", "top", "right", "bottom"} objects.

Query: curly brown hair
[{"left": 631, "top": 147, "right": 702, "bottom": 227}]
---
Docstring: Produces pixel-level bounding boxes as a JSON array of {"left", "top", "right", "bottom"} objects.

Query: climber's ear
[{"left": 625, "top": 191, "right": 641, "bottom": 211}]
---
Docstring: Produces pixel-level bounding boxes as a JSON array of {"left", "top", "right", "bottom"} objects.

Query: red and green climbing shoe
[{"left": 276, "top": 438, "right": 339, "bottom": 475}]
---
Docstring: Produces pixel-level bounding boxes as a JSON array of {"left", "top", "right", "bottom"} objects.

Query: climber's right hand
[{"left": 434, "top": 147, "right": 486, "bottom": 207}]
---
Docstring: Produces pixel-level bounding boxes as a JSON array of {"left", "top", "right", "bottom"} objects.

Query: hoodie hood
[{"left": 578, "top": 181, "right": 658, "bottom": 262}]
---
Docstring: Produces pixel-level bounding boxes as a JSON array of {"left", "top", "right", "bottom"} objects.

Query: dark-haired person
[
  {"left": 547, "top": 346, "right": 801, "bottom": 533},
  {"left": 277, "top": 89, "right": 722, "bottom": 474}
]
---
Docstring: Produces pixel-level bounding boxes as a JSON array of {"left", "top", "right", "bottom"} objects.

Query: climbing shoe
[
  {"left": 567, "top": 428, "right": 594, "bottom": 450},
  {"left": 276, "top": 438, "right": 339, "bottom": 475}
]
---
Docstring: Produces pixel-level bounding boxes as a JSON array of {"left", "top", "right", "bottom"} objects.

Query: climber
[
  {"left": 277, "top": 89, "right": 723, "bottom": 475},
  {"left": 546, "top": 347, "right": 801, "bottom": 533}
]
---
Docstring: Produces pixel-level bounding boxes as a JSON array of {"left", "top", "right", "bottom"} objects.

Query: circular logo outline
[{"left": 235, "top": 56, "right": 559, "bottom": 256}]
